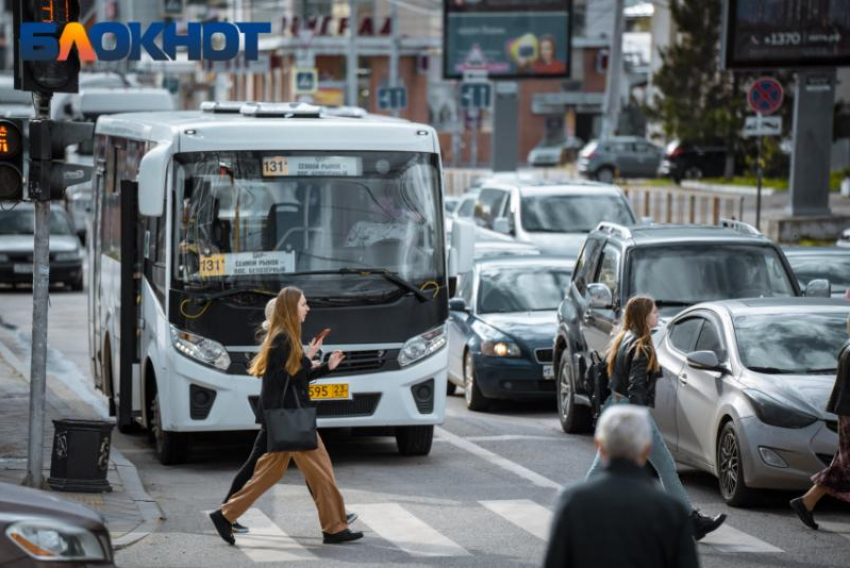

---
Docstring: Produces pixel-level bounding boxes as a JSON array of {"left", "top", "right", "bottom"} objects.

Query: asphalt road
[{"left": 1, "top": 285, "right": 849, "bottom": 568}]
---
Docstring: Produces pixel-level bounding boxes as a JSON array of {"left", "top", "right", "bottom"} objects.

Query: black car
[
  {"left": 784, "top": 247, "right": 850, "bottom": 298},
  {"left": 658, "top": 140, "right": 728, "bottom": 184},
  {"left": 447, "top": 256, "right": 574, "bottom": 410}
]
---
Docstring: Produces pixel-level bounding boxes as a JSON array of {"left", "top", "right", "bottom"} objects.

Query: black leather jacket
[
  {"left": 608, "top": 332, "right": 660, "bottom": 408},
  {"left": 255, "top": 334, "right": 330, "bottom": 425}
]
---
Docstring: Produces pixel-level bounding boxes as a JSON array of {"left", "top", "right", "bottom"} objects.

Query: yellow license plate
[{"left": 309, "top": 383, "right": 350, "bottom": 400}]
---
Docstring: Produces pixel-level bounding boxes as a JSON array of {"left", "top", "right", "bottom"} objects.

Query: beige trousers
[{"left": 220, "top": 434, "right": 348, "bottom": 534}]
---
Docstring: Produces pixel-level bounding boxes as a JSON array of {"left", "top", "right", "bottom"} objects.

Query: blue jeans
[{"left": 586, "top": 395, "right": 693, "bottom": 510}]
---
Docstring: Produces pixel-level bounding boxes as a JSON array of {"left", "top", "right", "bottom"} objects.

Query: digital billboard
[
  {"left": 443, "top": 0, "right": 572, "bottom": 80},
  {"left": 722, "top": 0, "right": 850, "bottom": 69}
]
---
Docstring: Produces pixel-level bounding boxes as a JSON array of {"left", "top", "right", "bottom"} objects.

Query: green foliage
[{"left": 648, "top": 0, "right": 745, "bottom": 144}]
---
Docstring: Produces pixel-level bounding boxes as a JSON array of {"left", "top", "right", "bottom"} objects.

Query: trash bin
[{"left": 48, "top": 419, "right": 115, "bottom": 493}]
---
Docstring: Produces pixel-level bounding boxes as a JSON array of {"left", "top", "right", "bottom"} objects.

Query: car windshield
[
  {"left": 477, "top": 267, "right": 572, "bottom": 313},
  {"left": 734, "top": 312, "right": 849, "bottom": 374},
  {"left": 520, "top": 195, "right": 634, "bottom": 233},
  {"left": 174, "top": 151, "right": 443, "bottom": 297},
  {"left": 629, "top": 245, "right": 796, "bottom": 303},
  {"left": 787, "top": 253, "right": 850, "bottom": 293},
  {"left": 0, "top": 209, "right": 74, "bottom": 235}
]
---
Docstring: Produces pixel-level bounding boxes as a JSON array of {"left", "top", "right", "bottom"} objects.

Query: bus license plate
[
  {"left": 309, "top": 383, "right": 350, "bottom": 400},
  {"left": 13, "top": 264, "right": 32, "bottom": 274},
  {"left": 543, "top": 365, "right": 555, "bottom": 380}
]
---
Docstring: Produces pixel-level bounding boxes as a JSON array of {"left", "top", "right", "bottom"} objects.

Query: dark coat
[
  {"left": 826, "top": 341, "right": 850, "bottom": 417},
  {"left": 543, "top": 459, "right": 699, "bottom": 568},
  {"left": 609, "top": 332, "right": 661, "bottom": 408},
  {"left": 255, "top": 334, "right": 330, "bottom": 426}
]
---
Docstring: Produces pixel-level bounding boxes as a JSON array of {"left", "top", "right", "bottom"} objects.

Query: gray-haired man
[{"left": 543, "top": 405, "right": 700, "bottom": 568}]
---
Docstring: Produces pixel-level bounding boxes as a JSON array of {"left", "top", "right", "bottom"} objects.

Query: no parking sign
[{"left": 747, "top": 77, "right": 784, "bottom": 116}]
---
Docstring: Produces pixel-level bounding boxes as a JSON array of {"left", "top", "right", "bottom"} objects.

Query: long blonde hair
[
  {"left": 248, "top": 287, "right": 304, "bottom": 377},
  {"left": 607, "top": 295, "right": 659, "bottom": 376}
]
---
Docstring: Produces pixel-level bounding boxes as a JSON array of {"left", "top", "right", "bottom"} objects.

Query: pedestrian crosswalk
[{"left": 204, "top": 498, "right": 794, "bottom": 564}]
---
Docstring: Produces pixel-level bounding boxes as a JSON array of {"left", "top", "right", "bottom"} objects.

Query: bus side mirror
[
  {"left": 450, "top": 219, "right": 475, "bottom": 276},
  {"left": 138, "top": 143, "right": 171, "bottom": 217}
]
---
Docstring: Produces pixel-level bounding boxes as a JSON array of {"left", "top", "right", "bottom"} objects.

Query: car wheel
[
  {"left": 595, "top": 166, "right": 615, "bottom": 184},
  {"left": 152, "top": 393, "right": 188, "bottom": 465},
  {"left": 396, "top": 425, "right": 434, "bottom": 456},
  {"left": 684, "top": 166, "right": 704, "bottom": 180},
  {"left": 463, "top": 349, "right": 489, "bottom": 411},
  {"left": 717, "top": 421, "right": 758, "bottom": 507},
  {"left": 557, "top": 351, "right": 593, "bottom": 434},
  {"left": 446, "top": 381, "right": 457, "bottom": 396}
]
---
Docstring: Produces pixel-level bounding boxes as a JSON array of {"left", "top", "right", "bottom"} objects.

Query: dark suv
[
  {"left": 552, "top": 221, "right": 831, "bottom": 433},
  {"left": 658, "top": 140, "right": 729, "bottom": 184}
]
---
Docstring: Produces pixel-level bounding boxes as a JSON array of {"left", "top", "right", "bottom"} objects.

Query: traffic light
[
  {"left": 12, "top": 0, "right": 81, "bottom": 94},
  {"left": 29, "top": 119, "right": 93, "bottom": 201},
  {"left": 0, "top": 119, "right": 25, "bottom": 201}
]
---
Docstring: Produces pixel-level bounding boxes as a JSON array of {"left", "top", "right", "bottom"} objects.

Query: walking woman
[
  {"left": 790, "top": 315, "right": 850, "bottom": 529},
  {"left": 210, "top": 287, "right": 363, "bottom": 545},
  {"left": 585, "top": 295, "right": 727, "bottom": 541}
]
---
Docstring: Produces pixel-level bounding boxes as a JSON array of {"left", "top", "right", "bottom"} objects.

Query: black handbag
[
  {"left": 588, "top": 350, "right": 611, "bottom": 420},
  {"left": 264, "top": 376, "right": 318, "bottom": 452}
]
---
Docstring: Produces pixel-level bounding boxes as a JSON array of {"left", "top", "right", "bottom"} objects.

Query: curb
[
  {"left": 0, "top": 329, "right": 164, "bottom": 551},
  {"left": 682, "top": 180, "right": 776, "bottom": 197}
]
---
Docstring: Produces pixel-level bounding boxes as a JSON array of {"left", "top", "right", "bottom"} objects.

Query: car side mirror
[
  {"left": 805, "top": 278, "right": 831, "bottom": 298},
  {"left": 448, "top": 297, "right": 468, "bottom": 312},
  {"left": 493, "top": 217, "right": 511, "bottom": 235},
  {"left": 138, "top": 143, "right": 171, "bottom": 217},
  {"left": 686, "top": 350, "right": 726, "bottom": 372},
  {"left": 586, "top": 283, "right": 613, "bottom": 309}
]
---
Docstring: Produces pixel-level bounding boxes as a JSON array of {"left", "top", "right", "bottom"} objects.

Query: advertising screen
[
  {"left": 723, "top": 0, "right": 850, "bottom": 68},
  {"left": 443, "top": 0, "right": 572, "bottom": 80}
]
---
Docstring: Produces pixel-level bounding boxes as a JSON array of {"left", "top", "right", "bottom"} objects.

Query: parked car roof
[{"left": 692, "top": 297, "right": 850, "bottom": 315}]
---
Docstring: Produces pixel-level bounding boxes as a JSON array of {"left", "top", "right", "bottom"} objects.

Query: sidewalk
[{"left": 0, "top": 322, "right": 164, "bottom": 550}]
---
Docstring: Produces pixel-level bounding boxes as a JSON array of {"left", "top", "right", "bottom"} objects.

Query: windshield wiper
[
  {"left": 800, "top": 368, "right": 837, "bottom": 374},
  {"left": 337, "top": 268, "right": 429, "bottom": 302},
  {"left": 653, "top": 300, "right": 693, "bottom": 307},
  {"left": 747, "top": 366, "right": 794, "bottom": 374},
  {"left": 181, "top": 286, "right": 277, "bottom": 301}
]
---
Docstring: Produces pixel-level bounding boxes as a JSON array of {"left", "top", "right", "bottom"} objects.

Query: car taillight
[{"left": 666, "top": 147, "right": 684, "bottom": 158}]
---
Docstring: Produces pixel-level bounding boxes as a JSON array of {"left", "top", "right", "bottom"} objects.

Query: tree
[{"left": 649, "top": 0, "right": 745, "bottom": 176}]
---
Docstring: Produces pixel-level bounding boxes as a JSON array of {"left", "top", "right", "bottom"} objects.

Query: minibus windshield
[{"left": 173, "top": 151, "right": 444, "bottom": 297}]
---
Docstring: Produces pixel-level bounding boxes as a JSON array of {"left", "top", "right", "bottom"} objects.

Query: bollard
[{"left": 48, "top": 419, "right": 115, "bottom": 493}]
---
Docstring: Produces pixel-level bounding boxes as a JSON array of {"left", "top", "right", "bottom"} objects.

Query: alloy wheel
[
  {"left": 719, "top": 429, "right": 739, "bottom": 499},
  {"left": 558, "top": 356, "right": 572, "bottom": 422}
]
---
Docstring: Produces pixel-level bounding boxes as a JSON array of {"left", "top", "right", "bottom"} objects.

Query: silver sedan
[{"left": 651, "top": 298, "right": 846, "bottom": 507}]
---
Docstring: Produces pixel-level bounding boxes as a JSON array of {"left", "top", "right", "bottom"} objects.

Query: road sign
[
  {"left": 377, "top": 86, "right": 407, "bottom": 110},
  {"left": 747, "top": 77, "right": 783, "bottom": 116},
  {"left": 292, "top": 68, "right": 318, "bottom": 95},
  {"left": 743, "top": 115, "right": 782, "bottom": 137},
  {"left": 460, "top": 82, "right": 492, "bottom": 109}
]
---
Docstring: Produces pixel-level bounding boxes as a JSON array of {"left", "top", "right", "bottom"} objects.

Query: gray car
[
  {"left": 652, "top": 298, "right": 846, "bottom": 506},
  {"left": 784, "top": 247, "right": 850, "bottom": 298},
  {"left": 577, "top": 136, "right": 663, "bottom": 183}
]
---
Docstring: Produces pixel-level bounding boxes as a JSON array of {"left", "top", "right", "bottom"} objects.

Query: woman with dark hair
[
  {"left": 209, "top": 287, "right": 363, "bottom": 545},
  {"left": 790, "top": 315, "right": 850, "bottom": 529},
  {"left": 585, "top": 295, "right": 727, "bottom": 541},
  {"left": 531, "top": 34, "right": 566, "bottom": 74}
]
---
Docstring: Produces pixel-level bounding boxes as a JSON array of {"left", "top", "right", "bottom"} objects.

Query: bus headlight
[
  {"left": 6, "top": 520, "right": 109, "bottom": 562},
  {"left": 170, "top": 326, "right": 231, "bottom": 371},
  {"left": 399, "top": 324, "right": 447, "bottom": 367}
]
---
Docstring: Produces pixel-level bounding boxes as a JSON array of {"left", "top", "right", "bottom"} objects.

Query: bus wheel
[
  {"left": 396, "top": 425, "right": 434, "bottom": 456},
  {"left": 151, "top": 394, "right": 188, "bottom": 465}
]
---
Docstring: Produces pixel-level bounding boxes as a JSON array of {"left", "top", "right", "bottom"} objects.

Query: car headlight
[
  {"left": 399, "top": 323, "right": 447, "bottom": 367},
  {"left": 170, "top": 325, "right": 231, "bottom": 370},
  {"left": 743, "top": 389, "right": 817, "bottom": 429},
  {"left": 54, "top": 250, "right": 82, "bottom": 262},
  {"left": 480, "top": 339, "right": 522, "bottom": 357},
  {"left": 6, "top": 520, "right": 108, "bottom": 562}
]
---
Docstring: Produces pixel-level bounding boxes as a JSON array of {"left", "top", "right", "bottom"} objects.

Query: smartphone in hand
[{"left": 314, "top": 328, "right": 331, "bottom": 343}]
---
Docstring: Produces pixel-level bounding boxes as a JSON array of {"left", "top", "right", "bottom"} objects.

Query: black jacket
[
  {"left": 609, "top": 332, "right": 660, "bottom": 408},
  {"left": 827, "top": 341, "right": 850, "bottom": 417},
  {"left": 543, "top": 459, "right": 699, "bottom": 568},
  {"left": 255, "top": 334, "right": 330, "bottom": 425}
]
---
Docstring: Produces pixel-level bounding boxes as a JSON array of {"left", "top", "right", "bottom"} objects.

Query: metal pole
[
  {"left": 756, "top": 132, "right": 763, "bottom": 231},
  {"left": 346, "top": 0, "right": 358, "bottom": 106},
  {"left": 470, "top": 109, "right": 479, "bottom": 168},
  {"left": 389, "top": 0, "right": 400, "bottom": 117},
  {"left": 23, "top": 91, "right": 53, "bottom": 489},
  {"left": 600, "top": 0, "right": 625, "bottom": 140}
]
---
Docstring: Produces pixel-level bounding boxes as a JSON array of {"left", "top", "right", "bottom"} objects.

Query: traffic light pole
[{"left": 23, "top": 91, "right": 52, "bottom": 489}]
